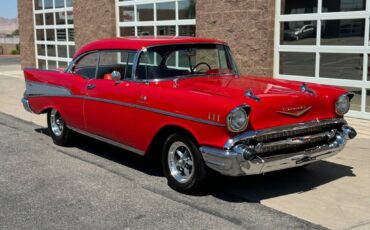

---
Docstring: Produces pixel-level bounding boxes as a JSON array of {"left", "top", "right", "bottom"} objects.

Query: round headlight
[
  {"left": 227, "top": 107, "right": 249, "bottom": 133},
  {"left": 335, "top": 94, "right": 350, "bottom": 116}
]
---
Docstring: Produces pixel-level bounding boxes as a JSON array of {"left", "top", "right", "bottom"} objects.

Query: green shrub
[{"left": 11, "top": 49, "right": 18, "bottom": 55}]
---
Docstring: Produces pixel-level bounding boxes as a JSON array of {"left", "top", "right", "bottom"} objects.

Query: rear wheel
[
  {"left": 47, "top": 109, "right": 71, "bottom": 146},
  {"left": 162, "top": 133, "right": 207, "bottom": 193}
]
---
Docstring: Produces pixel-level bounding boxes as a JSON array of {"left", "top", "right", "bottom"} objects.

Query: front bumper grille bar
[
  {"left": 254, "top": 129, "right": 337, "bottom": 154},
  {"left": 200, "top": 118, "right": 356, "bottom": 176}
]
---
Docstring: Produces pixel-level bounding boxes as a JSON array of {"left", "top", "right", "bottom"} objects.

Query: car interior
[
  {"left": 136, "top": 65, "right": 190, "bottom": 80},
  {"left": 74, "top": 66, "right": 97, "bottom": 79},
  {"left": 97, "top": 64, "right": 133, "bottom": 80}
]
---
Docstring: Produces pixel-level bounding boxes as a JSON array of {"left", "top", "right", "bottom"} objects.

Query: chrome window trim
[
  {"left": 67, "top": 125, "right": 145, "bottom": 155},
  {"left": 224, "top": 118, "right": 347, "bottom": 150}
]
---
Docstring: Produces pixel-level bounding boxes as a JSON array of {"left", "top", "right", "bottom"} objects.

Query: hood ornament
[
  {"left": 277, "top": 106, "right": 312, "bottom": 117},
  {"left": 300, "top": 83, "right": 316, "bottom": 95},
  {"left": 245, "top": 89, "right": 260, "bottom": 102}
]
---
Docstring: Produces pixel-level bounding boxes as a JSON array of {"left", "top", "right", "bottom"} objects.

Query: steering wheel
[{"left": 192, "top": 62, "right": 211, "bottom": 72}]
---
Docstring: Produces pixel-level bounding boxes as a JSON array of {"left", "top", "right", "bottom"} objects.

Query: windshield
[{"left": 136, "top": 44, "right": 239, "bottom": 80}]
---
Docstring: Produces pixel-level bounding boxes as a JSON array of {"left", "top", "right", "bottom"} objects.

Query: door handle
[{"left": 86, "top": 84, "right": 96, "bottom": 90}]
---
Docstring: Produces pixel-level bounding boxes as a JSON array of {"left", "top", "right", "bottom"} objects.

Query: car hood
[
  {"left": 284, "top": 29, "right": 300, "bottom": 34},
  {"left": 157, "top": 75, "right": 345, "bottom": 130}
]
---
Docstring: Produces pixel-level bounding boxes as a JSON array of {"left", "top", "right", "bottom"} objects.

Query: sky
[{"left": 0, "top": 0, "right": 18, "bottom": 19}]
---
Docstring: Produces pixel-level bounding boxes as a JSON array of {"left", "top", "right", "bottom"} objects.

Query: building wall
[
  {"left": 196, "top": 0, "right": 275, "bottom": 76},
  {"left": 0, "top": 44, "right": 17, "bottom": 55},
  {"left": 18, "top": 0, "right": 36, "bottom": 68},
  {"left": 74, "top": 0, "right": 116, "bottom": 50},
  {"left": 19, "top": 0, "right": 275, "bottom": 74}
]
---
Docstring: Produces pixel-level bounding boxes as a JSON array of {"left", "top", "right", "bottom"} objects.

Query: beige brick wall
[
  {"left": 18, "top": 0, "right": 275, "bottom": 74},
  {"left": 18, "top": 0, "right": 36, "bottom": 68},
  {"left": 74, "top": 0, "right": 116, "bottom": 50},
  {"left": 196, "top": 0, "right": 275, "bottom": 76}
]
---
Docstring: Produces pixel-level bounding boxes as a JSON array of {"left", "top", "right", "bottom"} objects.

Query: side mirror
[{"left": 111, "top": 71, "right": 121, "bottom": 81}]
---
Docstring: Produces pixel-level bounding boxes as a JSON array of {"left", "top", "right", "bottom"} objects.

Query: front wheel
[
  {"left": 162, "top": 133, "right": 207, "bottom": 193},
  {"left": 47, "top": 109, "right": 72, "bottom": 146}
]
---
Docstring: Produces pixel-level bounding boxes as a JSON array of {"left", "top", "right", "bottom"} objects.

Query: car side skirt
[{"left": 67, "top": 125, "right": 145, "bottom": 155}]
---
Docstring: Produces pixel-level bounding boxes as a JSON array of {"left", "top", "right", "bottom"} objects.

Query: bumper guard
[
  {"left": 200, "top": 122, "right": 356, "bottom": 176},
  {"left": 21, "top": 97, "right": 33, "bottom": 113}
]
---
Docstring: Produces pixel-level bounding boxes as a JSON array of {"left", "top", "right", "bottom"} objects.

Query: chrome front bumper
[
  {"left": 21, "top": 97, "right": 33, "bottom": 113},
  {"left": 200, "top": 120, "right": 356, "bottom": 176}
]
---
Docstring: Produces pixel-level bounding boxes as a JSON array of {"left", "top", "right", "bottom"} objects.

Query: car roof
[{"left": 73, "top": 36, "right": 226, "bottom": 59}]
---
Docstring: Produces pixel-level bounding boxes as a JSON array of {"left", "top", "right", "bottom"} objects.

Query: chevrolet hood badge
[{"left": 277, "top": 106, "right": 312, "bottom": 117}]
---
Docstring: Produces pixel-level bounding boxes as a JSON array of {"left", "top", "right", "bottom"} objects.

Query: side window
[
  {"left": 73, "top": 53, "right": 98, "bottom": 79},
  {"left": 97, "top": 50, "right": 136, "bottom": 80},
  {"left": 137, "top": 51, "right": 162, "bottom": 80}
]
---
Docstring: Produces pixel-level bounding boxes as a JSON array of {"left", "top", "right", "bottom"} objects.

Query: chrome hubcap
[
  {"left": 168, "top": 141, "right": 194, "bottom": 183},
  {"left": 50, "top": 109, "right": 64, "bottom": 136}
]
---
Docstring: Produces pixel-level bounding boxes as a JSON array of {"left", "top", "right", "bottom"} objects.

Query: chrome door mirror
[{"left": 111, "top": 71, "right": 121, "bottom": 81}]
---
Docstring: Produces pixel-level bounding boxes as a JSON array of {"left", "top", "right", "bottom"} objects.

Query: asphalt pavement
[
  {"left": 0, "top": 112, "right": 323, "bottom": 229},
  {"left": 0, "top": 55, "right": 20, "bottom": 66}
]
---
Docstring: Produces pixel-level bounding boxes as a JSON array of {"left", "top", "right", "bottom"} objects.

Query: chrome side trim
[
  {"left": 224, "top": 118, "right": 346, "bottom": 150},
  {"left": 134, "top": 101, "right": 224, "bottom": 126},
  {"left": 25, "top": 82, "right": 224, "bottom": 127},
  {"left": 67, "top": 125, "right": 145, "bottom": 155},
  {"left": 25, "top": 80, "right": 72, "bottom": 97},
  {"left": 63, "top": 96, "right": 223, "bottom": 126}
]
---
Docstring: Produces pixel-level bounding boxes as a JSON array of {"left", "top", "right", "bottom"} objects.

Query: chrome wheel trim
[
  {"left": 168, "top": 141, "right": 195, "bottom": 183},
  {"left": 50, "top": 109, "right": 64, "bottom": 137}
]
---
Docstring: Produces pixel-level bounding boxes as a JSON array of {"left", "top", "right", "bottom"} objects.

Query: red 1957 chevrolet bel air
[{"left": 22, "top": 36, "right": 356, "bottom": 193}]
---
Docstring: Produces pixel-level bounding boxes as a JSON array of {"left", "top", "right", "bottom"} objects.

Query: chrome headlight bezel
[
  {"left": 226, "top": 106, "right": 250, "bottom": 133},
  {"left": 335, "top": 93, "right": 352, "bottom": 116}
]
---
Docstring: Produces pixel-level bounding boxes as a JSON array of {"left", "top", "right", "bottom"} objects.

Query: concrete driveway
[{"left": 0, "top": 57, "right": 369, "bottom": 229}]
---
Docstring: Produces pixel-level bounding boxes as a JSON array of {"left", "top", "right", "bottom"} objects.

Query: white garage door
[
  {"left": 116, "top": 0, "right": 196, "bottom": 37},
  {"left": 33, "top": 0, "right": 75, "bottom": 70},
  {"left": 274, "top": 0, "right": 370, "bottom": 119}
]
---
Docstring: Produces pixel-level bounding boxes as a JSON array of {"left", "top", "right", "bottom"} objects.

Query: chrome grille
[
  {"left": 255, "top": 131, "right": 333, "bottom": 154},
  {"left": 239, "top": 121, "right": 345, "bottom": 157},
  {"left": 253, "top": 124, "right": 339, "bottom": 143}
]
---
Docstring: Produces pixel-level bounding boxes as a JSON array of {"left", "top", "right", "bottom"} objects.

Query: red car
[{"left": 22, "top": 37, "right": 356, "bottom": 193}]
